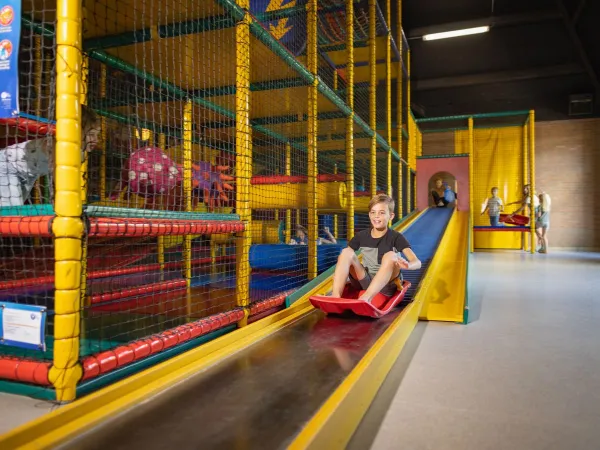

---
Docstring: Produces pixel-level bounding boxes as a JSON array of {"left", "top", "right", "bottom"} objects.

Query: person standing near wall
[{"left": 536, "top": 191, "right": 551, "bottom": 253}]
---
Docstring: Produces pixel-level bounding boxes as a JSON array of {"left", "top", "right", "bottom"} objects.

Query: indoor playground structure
[{"left": 0, "top": 0, "right": 536, "bottom": 448}]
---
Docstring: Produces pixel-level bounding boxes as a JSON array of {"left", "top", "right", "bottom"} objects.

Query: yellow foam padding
[
  {"left": 407, "top": 113, "right": 419, "bottom": 169},
  {"left": 419, "top": 209, "right": 468, "bottom": 322},
  {"left": 250, "top": 181, "right": 347, "bottom": 210},
  {"left": 353, "top": 195, "right": 370, "bottom": 213},
  {"left": 457, "top": 126, "right": 525, "bottom": 249},
  {"left": 211, "top": 220, "right": 281, "bottom": 244}
]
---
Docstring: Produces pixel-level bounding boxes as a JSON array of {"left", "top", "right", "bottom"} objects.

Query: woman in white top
[
  {"left": 507, "top": 184, "right": 539, "bottom": 217},
  {"left": 0, "top": 106, "right": 100, "bottom": 207}
]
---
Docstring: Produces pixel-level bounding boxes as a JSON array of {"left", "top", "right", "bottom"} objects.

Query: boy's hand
[{"left": 395, "top": 256, "right": 409, "bottom": 269}]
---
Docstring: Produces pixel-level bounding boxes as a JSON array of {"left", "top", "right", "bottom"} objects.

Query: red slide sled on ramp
[
  {"left": 310, "top": 279, "right": 411, "bottom": 319},
  {"left": 500, "top": 213, "right": 529, "bottom": 226}
]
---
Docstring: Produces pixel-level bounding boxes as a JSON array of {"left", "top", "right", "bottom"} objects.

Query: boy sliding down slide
[{"left": 331, "top": 194, "right": 421, "bottom": 302}]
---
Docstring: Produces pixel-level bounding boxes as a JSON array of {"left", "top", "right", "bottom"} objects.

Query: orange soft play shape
[{"left": 310, "top": 280, "right": 411, "bottom": 318}]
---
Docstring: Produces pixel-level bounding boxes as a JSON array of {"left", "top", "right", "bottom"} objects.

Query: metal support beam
[
  {"left": 407, "top": 10, "right": 562, "bottom": 39},
  {"left": 414, "top": 63, "right": 584, "bottom": 91},
  {"left": 555, "top": 0, "right": 600, "bottom": 104}
]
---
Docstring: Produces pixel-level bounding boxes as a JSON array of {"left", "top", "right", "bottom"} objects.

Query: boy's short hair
[
  {"left": 491, "top": 186, "right": 498, "bottom": 192},
  {"left": 368, "top": 194, "right": 395, "bottom": 214},
  {"left": 81, "top": 104, "right": 99, "bottom": 132}
]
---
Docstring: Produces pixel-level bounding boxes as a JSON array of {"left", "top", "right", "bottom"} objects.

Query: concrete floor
[
  {"left": 2, "top": 251, "right": 600, "bottom": 450},
  {"left": 351, "top": 250, "right": 600, "bottom": 450},
  {"left": 0, "top": 393, "right": 56, "bottom": 435}
]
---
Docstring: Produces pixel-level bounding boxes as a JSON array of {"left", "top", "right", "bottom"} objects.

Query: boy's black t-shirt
[{"left": 349, "top": 228, "right": 411, "bottom": 275}]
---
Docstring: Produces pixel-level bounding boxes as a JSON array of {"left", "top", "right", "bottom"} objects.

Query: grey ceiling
[{"left": 396, "top": 0, "right": 600, "bottom": 121}]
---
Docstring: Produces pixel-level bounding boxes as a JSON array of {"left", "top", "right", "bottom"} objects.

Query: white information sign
[{"left": 0, "top": 303, "right": 46, "bottom": 351}]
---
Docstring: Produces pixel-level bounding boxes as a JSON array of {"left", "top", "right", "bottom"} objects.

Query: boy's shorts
[{"left": 349, "top": 267, "right": 399, "bottom": 297}]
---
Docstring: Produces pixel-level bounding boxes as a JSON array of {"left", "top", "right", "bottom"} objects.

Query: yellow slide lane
[{"left": 419, "top": 210, "right": 469, "bottom": 323}]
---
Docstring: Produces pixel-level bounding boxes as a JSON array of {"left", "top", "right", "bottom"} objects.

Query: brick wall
[
  {"left": 536, "top": 118, "right": 600, "bottom": 249},
  {"left": 420, "top": 118, "right": 600, "bottom": 249},
  {"left": 422, "top": 131, "right": 454, "bottom": 156}
]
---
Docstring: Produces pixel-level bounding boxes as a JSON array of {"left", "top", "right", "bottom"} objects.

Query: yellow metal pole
[
  {"left": 32, "top": 35, "right": 43, "bottom": 244},
  {"left": 236, "top": 0, "right": 252, "bottom": 321},
  {"left": 333, "top": 164, "right": 339, "bottom": 238},
  {"left": 386, "top": 0, "right": 392, "bottom": 202},
  {"left": 78, "top": 28, "right": 90, "bottom": 345},
  {"left": 332, "top": 75, "right": 339, "bottom": 237},
  {"left": 50, "top": 0, "right": 84, "bottom": 402},
  {"left": 407, "top": 50, "right": 411, "bottom": 140},
  {"left": 369, "top": 0, "right": 377, "bottom": 197},
  {"left": 285, "top": 143, "right": 292, "bottom": 243},
  {"left": 396, "top": 0, "right": 403, "bottom": 217},
  {"left": 468, "top": 117, "right": 474, "bottom": 253},
  {"left": 522, "top": 123, "right": 528, "bottom": 251},
  {"left": 147, "top": 130, "right": 154, "bottom": 147},
  {"left": 80, "top": 52, "right": 89, "bottom": 204},
  {"left": 529, "top": 110, "right": 536, "bottom": 254},
  {"left": 183, "top": 101, "right": 193, "bottom": 290},
  {"left": 346, "top": 0, "right": 355, "bottom": 240},
  {"left": 333, "top": 69, "right": 338, "bottom": 92},
  {"left": 158, "top": 133, "right": 166, "bottom": 277},
  {"left": 307, "top": 0, "right": 318, "bottom": 280},
  {"left": 405, "top": 50, "right": 411, "bottom": 211},
  {"left": 34, "top": 35, "right": 42, "bottom": 117}
]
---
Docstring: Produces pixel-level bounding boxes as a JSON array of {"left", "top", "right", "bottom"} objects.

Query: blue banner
[{"left": 0, "top": 0, "right": 20, "bottom": 119}]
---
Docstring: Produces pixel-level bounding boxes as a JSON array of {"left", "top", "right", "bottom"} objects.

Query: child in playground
[
  {"left": 536, "top": 191, "right": 551, "bottom": 253},
  {"left": 330, "top": 194, "right": 421, "bottom": 302},
  {"left": 507, "top": 184, "right": 551, "bottom": 252},
  {"left": 507, "top": 184, "right": 539, "bottom": 218},
  {"left": 481, "top": 187, "right": 504, "bottom": 226},
  {"left": 289, "top": 225, "right": 337, "bottom": 245},
  {"left": 431, "top": 178, "right": 456, "bottom": 207},
  {"left": 0, "top": 106, "right": 100, "bottom": 207}
]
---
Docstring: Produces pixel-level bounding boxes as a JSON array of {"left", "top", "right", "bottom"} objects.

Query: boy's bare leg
[
  {"left": 331, "top": 248, "right": 366, "bottom": 297},
  {"left": 358, "top": 251, "right": 401, "bottom": 302}
]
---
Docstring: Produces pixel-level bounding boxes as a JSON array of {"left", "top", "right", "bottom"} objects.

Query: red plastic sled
[
  {"left": 309, "top": 279, "right": 411, "bottom": 319},
  {"left": 500, "top": 213, "right": 529, "bottom": 226}
]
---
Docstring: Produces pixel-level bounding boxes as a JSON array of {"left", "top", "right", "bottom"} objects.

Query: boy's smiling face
[{"left": 369, "top": 201, "right": 394, "bottom": 231}]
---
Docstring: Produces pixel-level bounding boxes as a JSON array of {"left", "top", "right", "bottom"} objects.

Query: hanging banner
[
  {"left": 0, "top": 0, "right": 20, "bottom": 118},
  {"left": 250, "top": 0, "right": 307, "bottom": 56}
]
